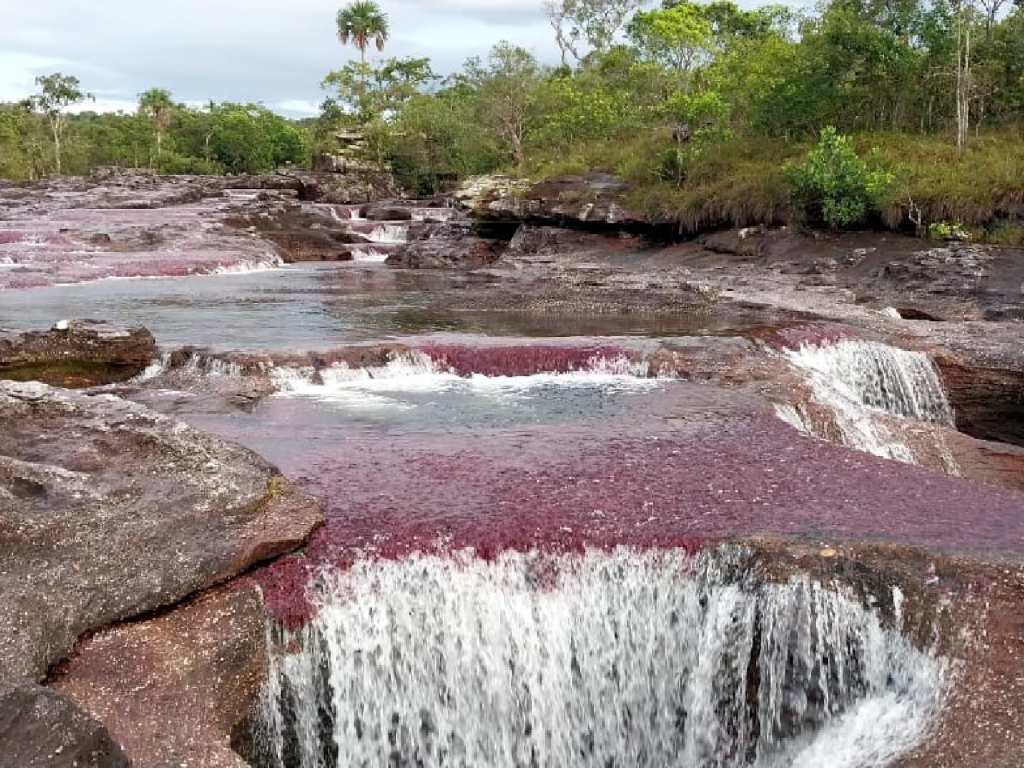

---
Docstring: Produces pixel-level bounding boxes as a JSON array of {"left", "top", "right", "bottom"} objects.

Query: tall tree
[
  {"left": 138, "top": 88, "right": 174, "bottom": 165},
  {"left": 458, "top": 43, "right": 544, "bottom": 174},
  {"left": 544, "top": 0, "right": 649, "bottom": 63},
  {"left": 30, "top": 73, "right": 92, "bottom": 175},
  {"left": 336, "top": 0, "right": 390, "bottom": 68}
]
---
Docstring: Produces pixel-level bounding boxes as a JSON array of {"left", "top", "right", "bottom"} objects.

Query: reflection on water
[{"left": 0, "top": 263, "right": 741, "bottom": 351}]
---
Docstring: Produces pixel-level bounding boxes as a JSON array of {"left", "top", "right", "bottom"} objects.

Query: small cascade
[
  {"left": 132, "top": 352, "right": 173, "bottom": 383},
  {"left": 334, "top": 205, "right": 365, "bottom": 221},
  {"left": 270, "top": 347, "right": 654, "bottom": 402},
  {"left": 365, "top": 224, "right": 409, "bottom": 245},
  {"left": 782, "top": 340, "right": 957, "bottom": 466},
  {"left": 347, "top": 245, "right": 392, "bottom": 263},
  {"left": 786, "top": 340, "right": 954, "bottom": 426},
  {"left": 248, "top": 549, "right": 947, "bottom": 768},
  {"left": 212, "top": 253, "right": 285, "bottom": 275},
  {"left": 182, "top": 352, "right": 247, "bottom": 378},
  {"left": 271, "top": 350, "right": 440, "bottom": 391}
]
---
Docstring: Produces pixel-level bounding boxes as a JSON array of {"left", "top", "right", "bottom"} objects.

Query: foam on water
[
  {"left": 270, "top": 352, "right": 657, "bottom": 404},
  {"left": 211, "top": 255, "right": 285, "bottom": 275},
  {"left": 252, "top": 548, "right": 948, "bottom": 768},
  {"left": 348, "top": 246, "right": 391, "bottom": 263}
]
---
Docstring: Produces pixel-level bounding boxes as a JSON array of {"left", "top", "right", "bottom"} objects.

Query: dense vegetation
[
  {"left": 321, "top": 0, "right": 1024, "bottom": 237},
  {"left": 3, "top": 0, "right": 1024, "bottom": 238},
  {"left": 0, "top": 76, "right": 311, "bottom": 179}
]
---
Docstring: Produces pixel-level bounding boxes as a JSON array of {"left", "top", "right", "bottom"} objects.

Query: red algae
[
  {"left": 418, "top": 343, "right": 635, "bottom": 377},
  {"left": 249, "top": 409, "right": 1024, "bottom": 627},
  {"left": 757, "top": 323, "right": 860, "bottom": 352}
]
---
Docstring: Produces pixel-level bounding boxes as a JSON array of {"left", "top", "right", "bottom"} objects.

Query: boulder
[
  {"left": 0, "top": 322, "right": 157, "bottom": 387},
  {"left": 0, "top": 684, "right": 128, "bottom": 768},
  {"left": 471, "top": 173, "right": 648, "bottom": 229},
  {"left": 387, "top": 221, "right": 502, "bottom": 269},
  {"left": 262, "top": 231, "right": 356, "bottom": 262},
  {"left": 53, "top": 587, "right": 267, "bottom": 768},
  {"left": 361, "top": 203, "right": 414, "bottom": 221},
  {"left": 0, "top": 380, "right": 323, "bottom": 689}
]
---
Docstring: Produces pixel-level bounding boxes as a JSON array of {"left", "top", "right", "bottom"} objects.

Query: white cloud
[{"left": 0, "top": 0, "right": 559, "bottom": 115}]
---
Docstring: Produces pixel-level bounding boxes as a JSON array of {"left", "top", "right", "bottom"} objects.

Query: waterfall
[
  {"left": 366, "top": 225, "right": 409, "bottom": 245},
  {"left": 782, "top": 340, "right": 956, "bottom": 466},
  {"left": 250, "top": 549, "right": 947, "bottom": 768},
  {"left": 785, "top": 341, "right": 953, "bottom": 426}
]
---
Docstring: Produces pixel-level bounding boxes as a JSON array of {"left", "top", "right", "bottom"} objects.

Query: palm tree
[
  {"left": 336, "top": 1, "right": 389, "bottom": 67},
  {"left": 138, "top": 88, "right": 174, "bottom": 165}
]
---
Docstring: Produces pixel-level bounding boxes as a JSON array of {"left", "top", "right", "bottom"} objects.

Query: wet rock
[
  {"left": 0, "top": 380, "right": 323, "bottom": 689},
  {"left": 53, "top": 587, "right": 266, "bottom": 768},
  {"left": 934, "top": 350, "right": 1024, "bottom": 448},
  {"left": 506, "top": 224, "right": 642, "bottom": 261},
  {"left": 262, "top": 231, "right": 356, "bottom": 262},
  {"left": 387, "top": 221, "right": 502, "bottom": 269},
  {"left": 0, "top": 684, "right": 128, "bottom": 768},
  {"left": 0, "top": 322, "right": 157, "bottom": 387},
  {"left": 361, "top": 203, "right": 413, "bottom": 221}
]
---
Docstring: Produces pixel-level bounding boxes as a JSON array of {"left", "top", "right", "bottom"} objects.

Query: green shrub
[{"left": 788, "top": 127, "right": 894, "bottom": 229}]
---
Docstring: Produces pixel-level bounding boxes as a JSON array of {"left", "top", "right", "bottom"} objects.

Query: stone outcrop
[
  {"left": 0, "top": 684, "right": 128, "bottom": 768},
  {"left": 387, "top": 221, "right": 502, "bottom": 269},
  {"left": 52, "top": 587, "right": 267, "bottom": 768},
  {"left": 0, "top": 322, "right": 157, "bottom": 387},
  {"left": 222, "top": 197, "right": 359, "bottom": 262},
  {"left": 0, "top": 380, "right": 322, "bottom": 690},
  {"left": 361, "top": 202, "right": 413, "bottom": 221},
  {"left": 465, "top": 172, "right": 649, "bottom": 229}
]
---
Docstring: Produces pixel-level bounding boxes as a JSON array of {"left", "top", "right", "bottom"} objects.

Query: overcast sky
[{"left": 0, "top": 0, "right": 562, "bottom": 117}]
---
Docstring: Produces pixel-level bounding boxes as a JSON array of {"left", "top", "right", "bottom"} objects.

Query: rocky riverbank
[{"left": 1, "top": 169, "right": 1023, "bottom": 765}]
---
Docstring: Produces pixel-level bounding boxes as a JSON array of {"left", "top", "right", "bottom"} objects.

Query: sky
[{"left": 0, "top": 0, "right": 563, "bottom": 117}]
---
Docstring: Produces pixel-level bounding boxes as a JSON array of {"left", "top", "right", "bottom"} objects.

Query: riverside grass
[{"left": 525, "top": 128, "right": 1024, "bottom": 242}]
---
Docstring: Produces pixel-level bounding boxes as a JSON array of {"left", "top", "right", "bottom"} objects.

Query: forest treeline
[{"left": 3, "top": 0, "right": 1024, "bottom": 237}]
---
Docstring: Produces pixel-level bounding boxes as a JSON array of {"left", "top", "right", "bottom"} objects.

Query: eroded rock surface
[
  {"left": 0, "top": 380, "right": 322, "bottom": 689},
  {"left": 468, "top": 172, "right": 648, "bottom": 229},
  {"left": 0, "top": 321, "right": 156, "bottom": 387},
  {"left": 387, "top": 220, "right": 502, "bottom": 269},
  {"left": 0, "top": 684, "right": 128, "bottom": 768},
  {"left": 52, "top": 587, "right": 267, "bottom": 768}
]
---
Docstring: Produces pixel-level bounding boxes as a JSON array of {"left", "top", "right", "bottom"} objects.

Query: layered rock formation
[
  {"left": 0, "top": 322, "right": 157, "bottom": 388},
  {"left": 0, "top": 381, "right": 322, "bottom": 764}
]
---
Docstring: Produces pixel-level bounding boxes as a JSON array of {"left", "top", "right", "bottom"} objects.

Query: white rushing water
[
  {"left": 365, "top": 224, "right": 409, "bottom": 245},
  {"left": 211, "top": 255, "right": 285, "bottom": 275},
  {"left": 347, "top": 245, "right": 392, "bottom": 263},
  {"left": 254, "top": 549, "right": 947, "bottom": 768},
  {"left": 782, "top": 340, "right": 956, "bottom": 465},
  {"left": 270, "top": 352, "right": 656, "bottom": 404}
]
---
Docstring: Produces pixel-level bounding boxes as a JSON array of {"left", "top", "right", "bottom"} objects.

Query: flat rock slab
[{"left": 0, "top": 380, "right": 322, "bottom": 687}]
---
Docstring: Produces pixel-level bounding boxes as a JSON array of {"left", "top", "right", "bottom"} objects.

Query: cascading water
[
  {"left": 366, "top": 225, "right": 409, "bottom": 245},
  {"left": 781, "top": 340, "right": 957, "bottom": 467},
  {"left": 249, "top": 549, "right": 947, "bottom": 768}
]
